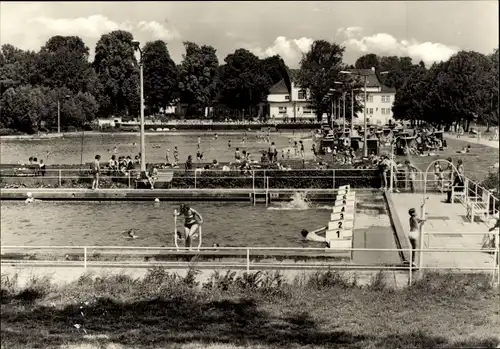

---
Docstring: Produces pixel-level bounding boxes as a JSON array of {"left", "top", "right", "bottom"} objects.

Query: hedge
[{"left": 1, "top": 168, "right": 390, "bottom": 190}]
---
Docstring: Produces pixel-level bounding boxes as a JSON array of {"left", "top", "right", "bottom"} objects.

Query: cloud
[
  {"left": 248, "top": 36, "right": 313, "bottom": 67},
  {"left": 337, "top": 27, "right": 458, "bottom": 66},
  {"left": 31, "top": 15, "right": 179, "bottom": 41}
]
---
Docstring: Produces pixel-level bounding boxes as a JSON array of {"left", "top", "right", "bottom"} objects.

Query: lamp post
[
  {"left": 132, "top": 40, "right": 146, "bottom": 173},
  {"left": 57, "top": 95, "right": 70, "bottom": 134},
  {"left": 389, "top": 135, "right": 403, "bottom": 192}
]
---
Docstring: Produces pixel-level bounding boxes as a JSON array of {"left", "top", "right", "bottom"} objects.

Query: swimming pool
[
  {"left": 1, "top": 192, "right": 401, "bottom": 264},
  {"left": 0, "top": 132, "right": 315, "bottom": 165}
]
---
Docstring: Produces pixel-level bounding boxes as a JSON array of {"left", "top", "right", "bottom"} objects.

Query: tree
[
  {"left": 218, "top": 49, "right": 271, "bottom": 117},
  {"left": 296, "top": 40, "right": 346, "bottom": 122},
  {"left": 0, "top": 85, "right": 52, "bottom": 133},
  {"left": 483, "top": 48, "right": 499, "bottom": 130},
  {"left": 355, "top": 53, "right": 380, "bottom": 70},
  {"left": 436, "top": 51, "right": 495, "bottom": 131},
  {"left": 142, "top": 40, "right": 178, "bottom": 115},
  {"left": 0, "top": 45, "right": 39, "bottom": 92},
  {"left": 392, "top": 63, "right": 428, "bottom": 124},
  {"left": 178, "top": 42, "right": 219, "bottom": 117},
  {"left": 93, "top": 30, "right": 139, "bottom": 118},
  {"left": 35, "top": 36, "right": 95, "bottom": 94},
  {"left": 260, "top": 55, "right": 288, "bottom": 86}
]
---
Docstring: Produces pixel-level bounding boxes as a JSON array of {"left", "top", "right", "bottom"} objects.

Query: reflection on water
[{"left": 0, "top": 132, "right": 313, "bottom": 165}]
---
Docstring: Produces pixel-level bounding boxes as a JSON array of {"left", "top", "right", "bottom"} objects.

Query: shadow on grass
[{"left": 2, "top": 295, "right": 498, "bottom": 349}]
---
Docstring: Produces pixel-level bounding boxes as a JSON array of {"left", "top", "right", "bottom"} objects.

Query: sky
[{"left": 0, "top": 1, "right": 498, "bottom": 68}]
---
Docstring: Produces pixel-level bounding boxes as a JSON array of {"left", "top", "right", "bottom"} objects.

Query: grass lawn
[
  {"left": 1, "top": 269, "right": 499, "bottom": 349},
  {"left": 393, "top": 137, "right": 498, "bottom": 183}
]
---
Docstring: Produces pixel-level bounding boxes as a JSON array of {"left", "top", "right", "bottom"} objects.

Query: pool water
[
  {"left": 1, "top": 200, "right": 334, "bottom": 247},
  {"left": 0, "top": 194, "right": 385, "bottom": 248},
  {"left": 0, "top": 132, "right": 316, "bottom": 165}
]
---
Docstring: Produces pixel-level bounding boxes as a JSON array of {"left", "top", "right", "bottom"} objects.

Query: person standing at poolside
[
  {"left": 173, "top": 146, "right": 180, "bottom": 167},
  {"left": 91, "top": 155, "right": 101, "bottom": 190},
  {"left": 165, "top": 149, "right": 171, "bottom": 165},
  {"left": 405, "top": 160, "right": 419, "bottom": 193},
  {"left": 408, "top": 208, "right": 425, "bottom": 267},
  {"left": 174, "top": 204, "right": 203, "bottom": 249}
]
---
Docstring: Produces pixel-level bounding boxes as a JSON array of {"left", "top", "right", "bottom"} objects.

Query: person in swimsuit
[
  {"left": 408, "top": 208, "right": 425, "bottom": 267},
  {"left": 174, "top": 204, "right": 203, "bottom": 249}
]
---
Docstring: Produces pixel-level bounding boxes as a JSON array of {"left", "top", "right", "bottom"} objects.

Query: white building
[
  {"left": 267, "top": 68, "right": 396, "bottom": 125},
  {"left": 347, "top": 69, "right": 396, "bottom": 126},
  {"left": 267, "top": 69, "right": 316, "bottom": 121}
]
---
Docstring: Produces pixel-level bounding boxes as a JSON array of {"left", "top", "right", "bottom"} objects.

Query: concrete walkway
[
  {"left": 444, "top": 133, "right": 500, "bottom": 149},
  {"left": 390, "top": 193, "right": 499, "bottom": 271},
  {"left": 0, "top": 265, "right": 412, "bottom": 289}
]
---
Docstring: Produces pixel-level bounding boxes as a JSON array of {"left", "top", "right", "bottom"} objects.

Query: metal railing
[
  {"left": 1, "top": 245, "right": 499, "bottom": 285},
  {"left": 0, "top": 168, "right": 381, "bottom": 190}
]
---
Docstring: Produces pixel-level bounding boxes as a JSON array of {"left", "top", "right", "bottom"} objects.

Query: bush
[{"left": 170, "top": 169, "right": 380, "bottom": 189}]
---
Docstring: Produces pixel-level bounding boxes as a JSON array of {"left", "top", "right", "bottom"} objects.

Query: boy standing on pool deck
[{"left": 408, "top": 208, "right": 425, "bottom": 267}]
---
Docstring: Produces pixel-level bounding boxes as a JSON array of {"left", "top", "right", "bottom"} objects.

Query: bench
[
  {"left": 466, "top": 190, "right": 490, "bottom": 223},
  {"left": 135, "top": 170, "right": 174, "bottom": 189},
  {"left": 451, "top": 181, "right": 468, "bottom": 204}
]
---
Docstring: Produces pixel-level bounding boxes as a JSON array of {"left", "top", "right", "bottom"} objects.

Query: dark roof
[
  {"left": 347, "top": 69, "right": 395, "bottom": 93},
  {"left": 269, "top": 79, "right": 289, "bottom": 94}
]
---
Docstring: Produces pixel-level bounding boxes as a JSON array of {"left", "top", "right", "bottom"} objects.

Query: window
[
  {"left": 278, "top": 106, "right": 287, "bottom": 114},
  {"left": 298, "top": 89, "right": 307, "bottom": 100},
  {"left": 367, "top": 95, "right": 373, "bottom": 103},
  {"left": 382, "top": 95, "right": 391, "bottom": 103},
  {"left": 368, "top": 108, "right": 374, "bottom": 115},
  {"left": 285, "top": 95, "right": 290, "bottom": 100},
  {"left": 303, "top": 105, "right": 314, "bottom": 114}
]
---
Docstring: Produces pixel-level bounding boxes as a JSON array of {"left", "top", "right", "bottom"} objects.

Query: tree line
[
  {"left": 0, "top": 29, "right": 498, "bottom": 134},
  {"left": 391, "top": 49, "right": 499, "bottom": 131}
]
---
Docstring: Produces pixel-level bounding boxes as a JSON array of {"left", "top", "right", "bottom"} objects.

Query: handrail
[
  {"left": 1, "top": 245, "right": 498, "bottom": 286},
  {"left": 1, "top": 245, "right": 497, "bottom": 252}
]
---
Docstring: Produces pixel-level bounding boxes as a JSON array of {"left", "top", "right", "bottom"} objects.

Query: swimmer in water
[
  {"left": 124, "top": 229, "right": 138, "bottom": 239},
  {"left": 228, "top": 140, "right": 231, "bottom": 148},
  {"left": 25, "top": 192, "right": 41, "bottom": 203},
  {"left": 174, "top": 204, "right": 203, "bottom": 249},
  {"left": 25, "top": 192, "right": 35, "bottom": 203},
  {"left": 215, "top": 133, "right": 218, "bottom": 140}
]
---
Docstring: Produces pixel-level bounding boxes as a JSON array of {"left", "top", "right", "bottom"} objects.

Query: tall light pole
[
  {"left": 351, "top": 89, "right": 354, "bottom": 136},
  {"left": 340, "top": 68, "right": 373, "bottom": 156},
  {"left": 340, "top": 67, "right": 389, "bottom": 156},
  {"left": 342, "top": 91, "right": 346, "bottom": 134},
  {"left": 132, "top": 40, "right": 146, "bottom": 173},
  {"left": 57, "top": 95, "right": 70, "bottom": 134}
]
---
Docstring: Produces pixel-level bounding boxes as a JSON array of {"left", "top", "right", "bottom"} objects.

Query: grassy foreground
[{"left": 1, "top": 268, "right": 499, "bottom": 349}]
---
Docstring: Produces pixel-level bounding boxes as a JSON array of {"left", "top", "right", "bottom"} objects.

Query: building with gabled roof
[
  {"left": 267, "top": 68, "right": 317, "bottom": 122},
  {"left": 266, "top": 67, "right": 397, "bottom": 125}
]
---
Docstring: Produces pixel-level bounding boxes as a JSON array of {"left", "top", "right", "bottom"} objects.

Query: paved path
[
  {"left": 390, "top": 193, "right": 499, "bottom": 271},
  {"left": 444, "top": 133, "right": 499, "bottom": 149}
]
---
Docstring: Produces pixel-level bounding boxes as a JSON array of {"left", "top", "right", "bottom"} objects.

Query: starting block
[
  {"left": 330, "top": 212, "right": 354, "bottom": 221},
  {"left": 335, "top": 191, "right": 356, "bottom": 201},
  {"left": 326, "top": 228, "right": 353, "bottom": 240},
  {"left": 328, "top": 219, "right": 354, "bottom": 231},
  {"left": 332, "top": 204, "right": 355, "bottom": 214},
  {"left": 326, "top": 238, "right": 352, "bottom": 250},
  {"left": 332, "top": 197, "right": 355, "bottom": 207}
]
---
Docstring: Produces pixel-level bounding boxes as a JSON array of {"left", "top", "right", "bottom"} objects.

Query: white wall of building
[
  {"left": 268, "top": 82, "right": 316, "bottom": 120},
  {"left": 353, "top": 92, "right": 395, "bottom": 125}
]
